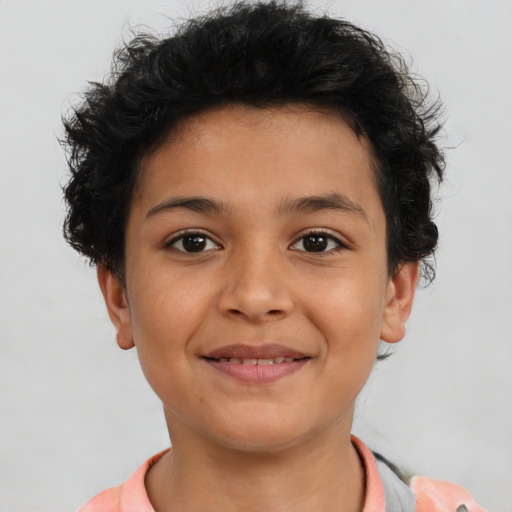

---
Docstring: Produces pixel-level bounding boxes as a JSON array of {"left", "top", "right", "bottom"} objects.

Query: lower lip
[{"left": 203, "top": 358, "right": 310, "bottom": 383}]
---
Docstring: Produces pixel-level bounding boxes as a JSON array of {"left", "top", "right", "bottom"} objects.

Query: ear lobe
[
  {"left": 97, "top": 264, "right": 135, "bottom": 350},
  {"left": 380, "top": 262, "right": 420, "bottom": 344}
]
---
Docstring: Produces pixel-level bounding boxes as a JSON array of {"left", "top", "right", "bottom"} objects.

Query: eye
[
  {"left": 290, "top": 232, "right": 344, "bottom": 253},
  {"left": 166, "top": 232, "right": 220, "bottom": 253}
]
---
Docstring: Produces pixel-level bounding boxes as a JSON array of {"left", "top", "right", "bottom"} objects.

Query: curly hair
[{"left": 62, "top": 0, "right": 444, "bottom": 282}]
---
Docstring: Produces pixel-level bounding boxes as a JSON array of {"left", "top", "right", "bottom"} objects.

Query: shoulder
[
  {"left": 78, "top": 450, "right": 169, "bottom": 512},
  {"left": 411, "top": 475, "right": 486, "bottom": 512},
  {"left": 352, "top": 435, "right": 486, "bottom": 512},
  {"left": 79, "top": 486, "right": 121, "bottom": 512}
]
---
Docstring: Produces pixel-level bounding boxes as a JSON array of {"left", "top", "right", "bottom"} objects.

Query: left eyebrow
[{"left": 276, "top": 193, "right": 368, "bottom": 223}]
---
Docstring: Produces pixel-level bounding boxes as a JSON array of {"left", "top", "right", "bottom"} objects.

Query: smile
[
  {"left": 206, "top": 356, "right": 301, "bottom": 365},
  {"left": 202, "top": 344, "right": 311, "bottom": 383}
]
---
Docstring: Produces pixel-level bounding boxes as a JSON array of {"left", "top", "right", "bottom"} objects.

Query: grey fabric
[{"left": 375, "top": 457, "right": 416, "bottom": 512}]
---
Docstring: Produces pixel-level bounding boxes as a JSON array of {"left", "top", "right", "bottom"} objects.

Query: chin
[
  {"left": 220, "top": 433, "right": 307, "bottom": 454},
  {"left": 209, "top": 415, "right": 325, "bottom": 454}
]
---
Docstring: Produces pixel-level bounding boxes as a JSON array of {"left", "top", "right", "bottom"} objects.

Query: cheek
[
  {"left": 307, "top": 272, "right": 386, "bottom": 338},
  {"left": 126, "top": 266, "right": 226, "bottom": 407},
  {"left": 306, "top": 273, "right": 385, "bottom": 386},
  {"left": 127, "top": 277, "right": 207, "bottom": 409},
  {"left": 130, "top": 263, "right": 211, "bottom": 332}
]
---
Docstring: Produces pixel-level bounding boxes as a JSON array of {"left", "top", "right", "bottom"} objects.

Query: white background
[{"left": 1, "top": 0, "right": 511, "bottom": 510}]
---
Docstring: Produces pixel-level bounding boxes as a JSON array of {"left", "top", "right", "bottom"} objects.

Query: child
[{"left": 62, "top": 2, "right": 485, "bottom": 511}]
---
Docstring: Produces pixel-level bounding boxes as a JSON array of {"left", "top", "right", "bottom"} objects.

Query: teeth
[{"left": 219, "top": 357, "right": 296, "bottom": 365}]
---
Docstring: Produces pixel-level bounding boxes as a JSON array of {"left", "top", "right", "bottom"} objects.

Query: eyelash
[
  {"left": 164, "top": 229, "right": 347, "bottom": 255},
  {"left": 290, "top": 230, "right": 347, "bottom": 255},
  {"left": 164, "top": 230, "right": 221, "bottom": 253}
]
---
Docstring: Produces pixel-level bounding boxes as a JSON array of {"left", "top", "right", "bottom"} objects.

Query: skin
[{"left": 98, "top": 104, "right": 419, "bottom": 512}]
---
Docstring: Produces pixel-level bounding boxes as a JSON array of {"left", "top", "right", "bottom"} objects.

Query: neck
[{"left": 146, "top": 419, "right": 365, "bottom": 512}]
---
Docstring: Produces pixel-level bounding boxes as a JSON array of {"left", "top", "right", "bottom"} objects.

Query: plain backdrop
[{"left": 1, "top": 0, "right": 511, "bottom": 510}]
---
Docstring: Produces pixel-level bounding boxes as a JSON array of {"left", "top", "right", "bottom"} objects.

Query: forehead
[{"left": 134, "top": 104, "right": 380, "bottom": 218}]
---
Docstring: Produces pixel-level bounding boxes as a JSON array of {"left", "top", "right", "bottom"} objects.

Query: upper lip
[{"left": 204, "top": 343, "right": 310, "bottom": 360}]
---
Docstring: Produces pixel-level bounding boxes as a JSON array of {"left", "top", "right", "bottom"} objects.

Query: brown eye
[
  {"left": 168, "top": 233, "right": 220, "bottom": 253},
  {"left": 291, "top": 232, "right": 343, "bottom": 253},
  {"left": 182, "top": 234, "right": 207, "bottom": 252},
  {"left": 302, "top": 234, "right": 329, "bottom": 252}
]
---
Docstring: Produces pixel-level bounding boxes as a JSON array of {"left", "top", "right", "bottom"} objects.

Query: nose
[{"left": 216, "top": 247, "right": 295, "bottom": 324}]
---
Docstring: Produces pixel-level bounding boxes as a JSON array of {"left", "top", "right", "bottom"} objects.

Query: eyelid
[
  {"left": 289, "top": 229, "right": 349, "bottom": 253},
  {"left": 163, "top": 229, "right": 222, "bottom": 252}
]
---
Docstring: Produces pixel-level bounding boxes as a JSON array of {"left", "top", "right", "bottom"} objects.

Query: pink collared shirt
[{"left": 79, "top": 436, "right": 485, "bottom": 512}]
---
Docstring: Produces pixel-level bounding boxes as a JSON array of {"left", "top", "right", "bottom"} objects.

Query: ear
[
  {"left": 380, "top": 262, "right": 420, "bottom": 344},
  {"left": 97, "top": 264, "right": 135, "bottom": 350}
]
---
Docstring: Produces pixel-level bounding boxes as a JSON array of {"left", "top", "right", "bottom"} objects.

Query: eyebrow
[
  {"left": 146, "top": 196, "right": 231, "bottom": 218},
  {"left": 146, "top": 192, "right": 367, "bottom": 222},
  {"left": 277, "top": 193, "right": 368, "bottom": 222}
]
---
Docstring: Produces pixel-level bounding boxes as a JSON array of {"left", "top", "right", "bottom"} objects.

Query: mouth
[
  {"left": 204, "top": 355, "right": 307, "bottom": 365},
  {"left": 202, "top": 344, "right": 311, "bottom": 383}
]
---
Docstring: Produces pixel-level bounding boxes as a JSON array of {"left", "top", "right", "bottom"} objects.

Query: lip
[
  {"left": 202, "top": 344, "right": 311, "bottom": 384},
  {"left": 205, "top": 343, "right": 309, "bottom": 360}
]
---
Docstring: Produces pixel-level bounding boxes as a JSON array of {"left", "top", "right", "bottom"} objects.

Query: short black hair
[{"left": 62, "top": 0, "right": 444, "bottom": 282}]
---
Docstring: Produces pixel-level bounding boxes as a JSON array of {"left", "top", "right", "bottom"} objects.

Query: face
[{"left": 99, "top": 104, "right": 418, "bottom": 453}]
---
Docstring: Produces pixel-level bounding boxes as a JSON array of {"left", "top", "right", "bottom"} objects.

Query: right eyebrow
[{"left": 146, "top": 196, "right": 231, "bottom": 218}]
